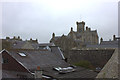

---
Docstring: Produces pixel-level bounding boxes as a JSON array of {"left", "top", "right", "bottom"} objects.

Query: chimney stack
[
  {"left": 100, "top": 37, "right": 103, "bottom": 42},
  {"left": 88, "top": 28, "right": 91, "bottom": 31},
  {"left": 71, "top": 27, "right": 73, "bottom": 32},
  {"left": 52, "top": 33, "right": 55, "bottom": 38},
  {"left": 86, "top": 26, "right": 88, "bottom": 31},
  {"left": 36, "top": 39, "right": 38, "bottom": 42},
  {"left": 13, "top": 36, "right": 16, "bottom": 39},
  {"left": 6, "top": 37, "right": 10, "bottom": 39},
  {"left": 18, "top": 36, "right": 20, "bottom": 39},
  {"left": 30, "top": 38, "right": 32, "bottom": 41},
  {"left": 35, "top": 66, "right": 42, "bottom": 78},
  {"left": 113, "top": 35, "right": 116, "bottom": 41}
]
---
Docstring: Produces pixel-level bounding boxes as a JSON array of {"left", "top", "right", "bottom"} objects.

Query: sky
[{"left": 1, "top": 0, "right": 119, "bottom": 43}]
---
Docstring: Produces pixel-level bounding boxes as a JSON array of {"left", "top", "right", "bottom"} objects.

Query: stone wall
[
  {"left": 65, "top": 49, "right": 115, "bottom": 68},
  {"left": 96, "top": 49, "right": 118, "bottom": 78}
]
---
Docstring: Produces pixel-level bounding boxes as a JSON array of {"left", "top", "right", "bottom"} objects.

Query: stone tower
[{"left": 76, "top": 21, "right": 85, "bottom": 32}]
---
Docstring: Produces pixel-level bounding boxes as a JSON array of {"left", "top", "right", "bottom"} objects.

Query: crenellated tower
[{"left": 76, "top": 21, "right": 85, "bottom": 33}]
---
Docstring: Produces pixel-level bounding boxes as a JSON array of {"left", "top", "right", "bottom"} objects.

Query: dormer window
[
  {"left": 43, "top": 46, "right": 51, "bottom": 51},
  {"left": 13, "top": 43, "right": 16, "bottom": 46},
  {"left": 13, "top": 42, "right": 17, "bottom": 46},
  {"left": 18, "top": 53, "right": 26, "bottom": 57}
]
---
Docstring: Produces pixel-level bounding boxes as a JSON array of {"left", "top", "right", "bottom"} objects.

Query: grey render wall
[{"left": 66, "top": 49, "right": 115, "bottom": 68}]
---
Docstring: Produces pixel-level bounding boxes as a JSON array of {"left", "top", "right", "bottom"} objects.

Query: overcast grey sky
[{"left": 2, "top": 0, "right": 119, "bottom": 43}]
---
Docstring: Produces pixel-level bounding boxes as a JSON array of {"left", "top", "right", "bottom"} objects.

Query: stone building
[
  {"left": 86, "top": 35, "right": 119, "bottom": 49},
  {"left": 50, "top": 21, "right": 99, "bottom": 50},
  {"left": 1, "top": 36, "right": 38, "bottom": 50},
  {"left": 100, "top": 35, "right": 119, "bottom": 46}
]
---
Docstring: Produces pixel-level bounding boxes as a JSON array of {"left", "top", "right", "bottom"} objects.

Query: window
[
  {"left": 13, "top": 42, "right": 17, "bottom": 46},
  {"left": 18, "top": 53, "right": 26, "bottom": 57},
  {"left": 13, "top": 43, "right": 16, "bottom": 46},
  {"left": 2, "top": 58, "right": 9, "bottom": 64}
]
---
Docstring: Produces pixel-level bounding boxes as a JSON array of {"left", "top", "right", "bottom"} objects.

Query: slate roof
[
  {"left": 2, "top": 70, "right": 34, "bottom": 78},
  {"left": 42, "top": 67, "right": 97, "bottom": 78},
  {"left": 10, "top": 40, "right": 39, "bottom": 49},
  {"left": 2, "top": 49, "right": 97, "bottom": 78},
  {"left": 50, "top": 46, "right": 65, "bottom": 59},
  {"left": 96, "top": 49, "right": 119, "bottom": 78},
  {"left": 100, "top": 40, "right": 118, "bottom": 45},
  {"left": 10, "top": 40, "right": 56, "bottom": 50},
  {"left": 86, "top": 44, "right": 118, "bottom": 49},
  {"left": 39, "top": 43, "right": 55, "bottom": 46},
  {"left": 86, "top": 40, "right": 119, "bottom": 49},
  {"left": 8, "top": 49, "right": 68, "bottom": 71},
  {"left": 11, "top": 41, "right": 28, "bottom": 49},
  {"left": 2, "top": 70, "right": 18, "bottom": 78}
]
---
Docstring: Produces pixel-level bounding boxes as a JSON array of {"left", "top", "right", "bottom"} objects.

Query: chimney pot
[
  {"left": 37, "top": 66, "right": 40, "bottom": 70},
  {"left": 86, "top": 26, "right": 88, "bottom": 30},
  {"left": 6, "top": 37, "right": 10, "bottom": 39}
]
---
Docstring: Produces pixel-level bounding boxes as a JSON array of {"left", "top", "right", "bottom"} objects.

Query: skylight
[
  {"left": 54, "top": 67, "right": 73, "bottom": 71},
  {"left": 53, "top": 67, "right": 75, "bottom": 74},
  {"left": 18, "top": 53, "right": 26, "bottom": 57}
]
